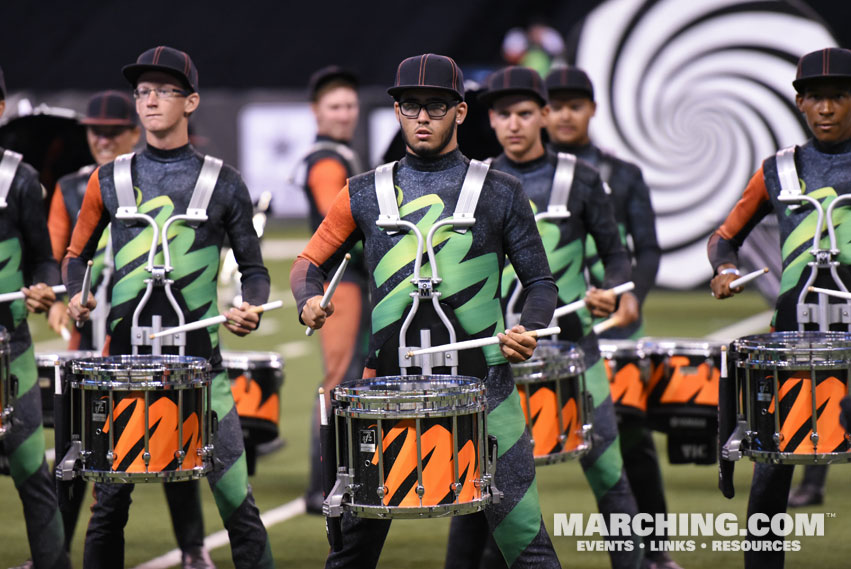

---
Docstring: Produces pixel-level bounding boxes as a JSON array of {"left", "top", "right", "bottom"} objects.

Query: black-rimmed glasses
[
  {"left": 133, "top": 87, "right": 189, "bottom": 99},
  {"left": 398, "top": 99, "right": 458, "bottom": 119}
]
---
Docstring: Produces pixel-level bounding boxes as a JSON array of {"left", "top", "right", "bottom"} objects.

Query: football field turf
[{"left": 0, "top": 227, "right": 848, "bottom": 568}]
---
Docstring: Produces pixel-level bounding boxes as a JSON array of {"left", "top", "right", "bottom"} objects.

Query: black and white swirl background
[{"left": 573, "top": 0, "right": 837, "bottom": 291}]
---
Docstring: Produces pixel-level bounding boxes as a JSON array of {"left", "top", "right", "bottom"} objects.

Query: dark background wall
[{"left": 2, "top": 1, "right": 848, "bottom": 92}]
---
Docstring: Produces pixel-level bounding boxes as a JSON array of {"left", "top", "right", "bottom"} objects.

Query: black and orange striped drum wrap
[
  {"left": 66, "top": 355, "right": 213, "bottom": 482},
  {"left": 510, "top": 340, "right": 592, "bottom": 464},
  {"left": 222, "top": 351, "right": 284, "bottom": 445},
  {"left": 731, "top": 331, "right": 851, "bottom": 464},
  {"left": 331, "top": 375, "right": 496, "bottom": 518}
]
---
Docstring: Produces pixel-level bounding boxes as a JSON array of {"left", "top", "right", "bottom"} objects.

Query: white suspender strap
[
  {"left": 185, "top": 155, "right": 224, "bottom": 221},
  {"left": 0, "top": 150, "right": 22, "bottom": 209},
  {"left": 452, "top": 159, "right": 490, "bottom": 233},
  {"left": 375, "top": 161, "right": 401, "bottom": 233},
  {"left": 776, "top": 146, "right": 800, "bottom": 201},
  {"left": 548, "top": 152, "right": 576, "bottom": 214},
  {"left": 114, "top": 152, "right": 137, "bottom": 216}
]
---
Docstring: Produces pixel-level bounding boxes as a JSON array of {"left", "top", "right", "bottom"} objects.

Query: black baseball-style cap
[
  {"left": 478, "top": 66, "right": 547, "bottom": 107},
  {"left": 388, "top": 54, "right": 464, "bottom": 101},
  {"left": 122, "top": 46, "right": 199, "bottom": 93},
  {"left": 308, "top": 65, "right": 358, "bottom": 101},
  {"left": 793, "top": 47, "right": 851, "bottom": 93},
  {"left": 545, "top": 66, "right": 595, "bottom": 101},
  {"left": 0, "top": 65, "right": 5, "bottom": 100},
  {"left": 81, "top": 91, "right": 137, "bottom": 126}
]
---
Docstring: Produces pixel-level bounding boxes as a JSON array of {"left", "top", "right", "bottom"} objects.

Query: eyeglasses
[
  {"left": 398, "top": 99, "right": 458, "bottom": 119},
  {"left": 132, "top": 87, "right": 189, "bottom": 99}
]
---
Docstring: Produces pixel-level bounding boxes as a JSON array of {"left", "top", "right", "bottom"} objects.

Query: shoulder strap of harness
[
  {"left": 374, "top": 161, "right": 401, "bottom": 234},
  {"left": 548, "top": 152, "right": 576, "bottom": 214},
  {"left": 308, "top": 141, "right": 363, "bottom": 175},
  {"left": 185, "top": 155, "right": 224, "bottom": 222},
  {"left": 0, "top": 149, "right": 23, "bottom": 209},
  {"left": 775, "top": 145, "right": 800, "bottom": 200},
  {"left": 114, "top": 152, "right": 137, "bottom": 216},
  {"left": 452, "top": 159, "right": 489, "bottom": 234}
]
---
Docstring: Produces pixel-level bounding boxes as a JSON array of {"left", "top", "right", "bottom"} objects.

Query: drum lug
[
  {"left": 107, "top": 450, "right": 115, "bottom": 467},
  {"left": 721, "top": 419, "right": 749, "bottom": 461},
  {"left": 323, "top": 470, "right": 353, "bottom": 518},
  {"left": 56, "top": 440, "right": 82, "bottom": 481}
]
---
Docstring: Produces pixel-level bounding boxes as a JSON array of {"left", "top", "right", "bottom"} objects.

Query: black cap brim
[
  {"left": 122, "top": 63, "right": 194, "bottom": 92},
  {"left": 793, "top": 74, "right": 851, "bottom": 93}
]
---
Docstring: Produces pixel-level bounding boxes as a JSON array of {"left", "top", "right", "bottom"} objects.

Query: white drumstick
[
  {"left": 592, "top": 316, "right": 622, "bottom": 335},
  {"left": 0, "top": 284, "right": 66, "bottom": 304},
  {"left": 76, "top": 260, "right": 93, "bottom": 329},
  {"left": 306, "top": 253, "right": 351, "bottom": 337},
  {"left": 729, "top": 267, "right": 768, "bottom": 290},
  {"left": 319, "top": 387, "right": 327, "bottom": 427},
  {"left": 54, "top": 361, "right": 62, "bottom": 396},
  {"left": 60, "top": 327, "right": 71, "bottom": 342},
  {"left": 552, "top": 281, "right": 635, "bottom": 320},
  {"left": 148, "top": 300, "right": 284, "bottom": 339},
  {"left": 808, "top": 286, "right": 851, "bottom": 301},
  {"left": 405, "top": 326, "right": 561, "bottom": 359}
]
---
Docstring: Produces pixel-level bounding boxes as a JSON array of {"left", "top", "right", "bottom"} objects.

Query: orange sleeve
[
  {"left": 307, "top": 157, "right": 348, "bottom": 217},
  {"left": 300, "top": 182, "right": 357, "bottom": 267},
  {"left": 67, "top": 168, "right": 105, "bottom": 259},
  {"left": 717, "top": 165, "right": 769, "bottom": 240},
  {"left": 47, "top": 183, "right": 72, "bottom": 262}
]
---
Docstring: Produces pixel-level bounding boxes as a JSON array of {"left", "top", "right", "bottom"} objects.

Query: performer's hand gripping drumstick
[
  {"left": 808, "top": 285, "right": 851, "bottom": 301},
  {"left": 710, "top": 266, "right": 768, "bottom": 299},
  {"left": 552, "top": 281, "right": 635, "bottom": 320},
  {"left": 148, "top": 300, "right": 284, "bottom": 339},
  {"left": 405, "top": 325, "right": 561, "bottom": 362},
  {"left": 0, "top": 284, "right": 66, "bottom": 305},
  {"left": 75, "top": 260, "right": 93, "bottom": 328},
  {"left": 303, "top": 253, "right": 351, "bottom": 336}
]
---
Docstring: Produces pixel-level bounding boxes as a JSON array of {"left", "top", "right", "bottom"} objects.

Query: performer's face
[
  {"left": 134, "top": 72, "right": 199, "bottom": 137},
  {"left": 797, "top": 82, "right": 851, "bottom": 145},
  {"left": 489, "top": 95, "right": 547, "bottom": 163},
  {"left": 546, "top": 93, "right": 596, "bottom": 146},
  {"left": 86, "top": 125, "right": 140, "bottom": 166},
  {"left": 313, "top": 85, "right": 359, "bottom": 142},
  {"left": 395, "top": 88, "right": 467, "bottom": 158}
]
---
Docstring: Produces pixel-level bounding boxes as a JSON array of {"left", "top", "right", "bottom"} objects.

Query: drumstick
[
  {"left": 592, "top": 316, "right": 622, "bottom": 335},
  {"left": 60, "top": 327, "right": 71, "bottom": 342},
  {"left": 808, "top": 286, "right": 851, "bottom": 301},
  {"left": 729, "top": 267, "right": 768, "bottom": 290},
  {"left": 76, "top": 260, "right": 93, "bottom": 329},
  {"left": 405, "top": 326, "right": 561, "bottom": 359},
  {"left": 0, "top": 284, "right": 66, "bottom": 304},
  {"left": 306, "top": 253, "right": 351, "bottom": 337},
  {"left": 319, "top": 387, "right": 327, "bottom": 426},
  {"left": 552, "top": 281, "right": 635, "bottom": 320},
  {"left": 148, "top": 300, "right": 284, "bottom": 339}
]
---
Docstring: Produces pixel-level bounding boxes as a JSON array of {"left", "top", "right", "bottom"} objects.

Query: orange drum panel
[
  {"left": 223, "top": 351, "right": 284, "bottom": 445},
  {"left": 600, "top": 341, "right": 650, "bottom": 419}
]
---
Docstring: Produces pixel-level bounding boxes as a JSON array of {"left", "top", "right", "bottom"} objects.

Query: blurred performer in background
[
  {"left": 65, "top": 46, "right": 273, "bottom": 569},
  {"left": 709, "top": 47, "right": 851, "bottom": 569},
  {"left": 292, "top": 53, "right": 561, "bottom": 569},
  {"left": 544, "top": 67, "right": 677, "bottom": 569},
  {"left": 46, "top": 90, "right": 216, "bottom": 568},
  {"left": 298, "top": 66, "right": 370, "bottom": 514},
  {"left": 0, "top": 65, "right": 71, "bottom": 569},
  {"left": 447, "top": 65, "right": 644, "bottom": 569}
]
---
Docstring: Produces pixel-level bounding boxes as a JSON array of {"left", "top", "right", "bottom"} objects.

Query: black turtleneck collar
[
  {"left": 143, "top": 143, "right": 195, "bottom": 162},
  {"left": 499, "top": 150, "right": 550, "bottom": 172},
  {"left": 401, "top": 148, "right": 465, "bottom": 172},
  {"left": 810, "top": 137, "right": 851, "bottom": 155},
  {"left": 550, "top": 141, "right": 598, "bottom": 161}
]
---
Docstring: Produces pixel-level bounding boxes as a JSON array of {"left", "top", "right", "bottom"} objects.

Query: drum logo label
[
  {"left": 360, "top": 428, "right": 376, "bottom": 453},
  {"left": 92, "top": 399, "right": 107, "bottom": 422}
]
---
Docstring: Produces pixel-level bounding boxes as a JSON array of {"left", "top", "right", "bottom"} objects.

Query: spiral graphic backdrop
[{"left": 574, "top": 0, "right": 837, "bottom": 288}]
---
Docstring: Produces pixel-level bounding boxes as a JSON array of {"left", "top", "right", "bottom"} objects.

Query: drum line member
[
  {"left": 0, "top": 65, "right": 71, "bottom": 569},
  {"left": 299, "top": 66, "right": 370, "bottom": 514},
  {"left": 291, "top": 53, "right": 562, "bottom": 569},
  {"left": 544, "top": 67, "right": 679, "bottom": 569},
  {"left": 449, "top": 65, "right": 644, "bottom": 569},
  {"left": 45, "top": 90, "right": 215, "bottom": 568},
  {"left": 709, "top": 47, "right": 851, "bottom": 569},
  {"left": 64, "top": 46, "right": 274, "bottom": 569}
]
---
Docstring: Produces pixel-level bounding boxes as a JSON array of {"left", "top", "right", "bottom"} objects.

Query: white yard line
[
  {"left": 703, "top": 310, "right": 774, "bottom": 342},
  {"left": 262, "top": 238, "right": 309, "bottom": 261},
  {"left": 132, "top": 497, "right": 306, "bottom": 569}
]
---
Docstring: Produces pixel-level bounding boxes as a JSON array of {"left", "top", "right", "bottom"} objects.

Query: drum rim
[
  {"left": 334, "top": 375, "right": 486, "bottom": 415},
  {"left": 734, "top": 330, "right": 851, "bottom": 351},
  {"left": 36, "top": 350, "right": 99, "bottom": 364},
  {"left": 69, "top": 355, "right": 210, "bottom": 388},
  {"left": 639, "top": 337, "right": 726, "bottom": 355},
  {"left": 220, "top": 351, "right": 283, "bottom": 370}
]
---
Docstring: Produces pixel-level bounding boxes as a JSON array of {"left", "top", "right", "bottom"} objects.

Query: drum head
[
  {"left": 334, "top": 375, "right": 485, "bottom": 417},
  {"left": 734, "top": 331, "right": 851, "bottom": 368},
  {"left": 69, "top": 355, "right": 209, "bottom": 389}
]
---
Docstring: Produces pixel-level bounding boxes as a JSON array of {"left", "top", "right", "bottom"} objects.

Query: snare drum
[
  {"left": 326, "top": 375, "right": 495, "bottom": 519},
  {"left": 36, "top": 351, "right": 97, "bottom": 428},
  {"left": 599, "top": 340, "right": 651, "bottom": 421},
  {"left": 222, "top": 351, "right": 284, "bottom": 445},
  {"left": 64, "top": 355, "right": 213, "bottom": 483},
  {"left": 730, "top": 331, "right": 851, "bottom": 464},
  {"left": 511, "top": 340, "right": 591, "bottom": 464},
  {"left": 0, "top": 326, "right": 11, "bottom": 439}
]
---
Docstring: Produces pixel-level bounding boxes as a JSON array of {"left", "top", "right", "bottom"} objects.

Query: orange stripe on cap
[{"left": 153, "top": 46, "right": 164, "bottom": 65}]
